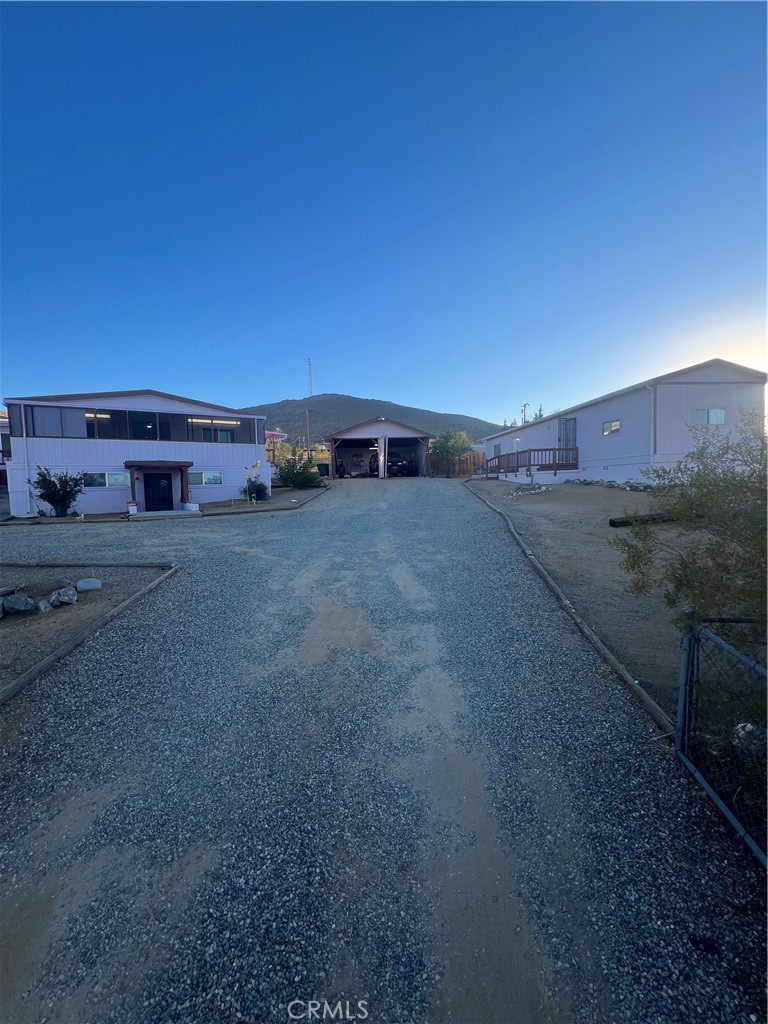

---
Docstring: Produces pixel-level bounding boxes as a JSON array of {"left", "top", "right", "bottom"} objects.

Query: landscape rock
[
  {"left": 50, "top": 586, "right": 78, "bottom": 606},
  {"left": 37, "top": 600, "right": 53, "bottom": 613},
  {"left": 4, "top": 593, "right": 36, "bottom": 613},
  {"left": 76, "top": 578, "right": 102, "bottom": 592}
]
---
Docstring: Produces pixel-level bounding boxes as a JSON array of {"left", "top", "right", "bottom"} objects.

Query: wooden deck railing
[{"left": 486, "top": 447, "right": 578, "bottom": 477}]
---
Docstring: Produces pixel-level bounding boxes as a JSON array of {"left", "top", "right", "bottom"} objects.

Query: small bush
[
  {"left": 278, "top": 449, "right": 327, "bottom": 489},
  {"left": 28, "top": 466, "right": 86, "bottom": 517},
  {"left": 611, "top": 409, "right": 766, "bottom": 629},
  {"left": 241, "top": 480, "right": 269, "bottom": 501}
]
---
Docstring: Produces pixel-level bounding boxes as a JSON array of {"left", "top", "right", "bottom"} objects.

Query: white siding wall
[
  {"left": 333, "top": 422, "right": 430, "bottom": 441},
  {"left": 655, "top": 381, "right": 765, "bottom": 462},
  {"left": 487, "top": 371, "right": 766, "bottom": 484},
  {"left": 487, "top": 389, "right": 653, "bottom": 482},
  {"left": 573, "top": 389, "right": 652, "bottom": 476},
  {"left": 8, "top": 435, "right": 268, "bottom": 516}
]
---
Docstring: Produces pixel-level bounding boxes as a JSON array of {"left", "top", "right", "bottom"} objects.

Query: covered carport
[{"left": 325, "top": 417, "right": 435, "bottom": 479}]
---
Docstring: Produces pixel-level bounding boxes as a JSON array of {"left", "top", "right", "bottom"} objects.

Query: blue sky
[{"left": 2, "top": 2, "right": 765, "bottom": 426}]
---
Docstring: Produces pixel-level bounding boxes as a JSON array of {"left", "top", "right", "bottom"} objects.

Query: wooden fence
[{"left": 429, "top": 450, "right": 487, "bottom": 477}]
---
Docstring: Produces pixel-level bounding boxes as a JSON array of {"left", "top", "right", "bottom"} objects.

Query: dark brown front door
[{"left": 144, "top": 472, "right": 174, "bottom": 511}]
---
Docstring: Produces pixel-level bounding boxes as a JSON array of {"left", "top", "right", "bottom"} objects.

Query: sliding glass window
[
  {"left": 159, "top": 413, "right": 189, "bottom": 441},
  {"left": 235, "top": 419, "right": 256, "bottom": 444},
  {"left": 26, "top": 405, "right": 63, "bottom": 437},
  {"left": 62, "top": 408, "right": 88, "bottom": 437},
  {"left": 7, "top": 405, "right": 23, "bottom": 437},
  {"left": 15, "top": 404, "right": 260, "bottom": 443},
  {"left": 128, "top": 411, "right": 158, "bottom": 440},
  {"left": 86, "top": 410, "right": 129, "bottom": 439},
  {"left": 187, "top": 417, "right": 245, "bottom": 443}
]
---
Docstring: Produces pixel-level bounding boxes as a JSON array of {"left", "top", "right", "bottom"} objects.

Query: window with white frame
[
  {"left": 601, "top": 419, "right": 621, "bottom": 436},
  {"left": 693, "top": 408, "right": 726, "bottom": 425},
  {"left": 83, "top": 471, "right": 131, "bottom": 487}
]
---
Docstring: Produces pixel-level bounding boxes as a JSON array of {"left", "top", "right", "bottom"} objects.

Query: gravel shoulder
[
  {"left": 465, "top": 478, "right": 683, "bottom": 717},
  {"left": 0, "top": 480, "right": 764, "bottom": 1024}
]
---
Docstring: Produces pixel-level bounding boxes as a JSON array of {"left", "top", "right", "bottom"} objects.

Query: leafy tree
[
  {"left": 278, "top": 448, "right": 326, "bottom": 488},
  {"left": 431, "top": 430, "right": 472, "bottom": 477},
  {"left": 611, "top": 410, "right": 766, "bottom": 628},
  {"left": 271, "top": 440, "right": 295, "bottom": 465},
  {"left": 28, "top": 466, "right": 86, "bottom": 517}
]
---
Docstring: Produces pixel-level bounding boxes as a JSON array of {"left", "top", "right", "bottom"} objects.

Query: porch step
[{"left": 131, "top": 509, "right": 203, "bottom": 521}]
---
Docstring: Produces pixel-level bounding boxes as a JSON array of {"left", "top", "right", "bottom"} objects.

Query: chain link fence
[{"left": 677, "top": 618, "right": 767, "bottom": 867}]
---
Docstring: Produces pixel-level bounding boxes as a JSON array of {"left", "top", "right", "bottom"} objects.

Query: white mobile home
[
  {"left": 3, "top": 390, "right": 269, "bottom": 517},
  {"left": 485, "top": 359, "right": 766, "bottom": 483}
]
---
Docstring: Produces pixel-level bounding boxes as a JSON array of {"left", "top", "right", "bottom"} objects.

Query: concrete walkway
[{"left": 0, "top": 480, "right": 764, "bottom": 1024}]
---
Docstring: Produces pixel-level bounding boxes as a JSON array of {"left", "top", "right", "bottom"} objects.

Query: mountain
[{"left": 239, "top": 394, "right": 503, "bottom": 445}]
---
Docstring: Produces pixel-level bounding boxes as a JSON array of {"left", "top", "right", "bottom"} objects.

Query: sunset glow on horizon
[{"left": 1, "top": 3, "right": 765, "bottom": 426}]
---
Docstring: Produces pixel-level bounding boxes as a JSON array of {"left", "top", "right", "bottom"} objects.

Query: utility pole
[
  {"left": 306, "top": 358, "right": 313, "bottom": 460},
  {"left": 521, "top": 403, "right": 529, "bottom": 425}
]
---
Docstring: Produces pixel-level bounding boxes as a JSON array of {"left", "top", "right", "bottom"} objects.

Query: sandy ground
[
  {"left": 0, "top": 566, "right": 170, "bottom": 696},
  {"left": 465, "top": 478, "right": 682, "bottom": 718}
]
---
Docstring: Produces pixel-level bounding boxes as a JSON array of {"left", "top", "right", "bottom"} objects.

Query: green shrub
[
  {"left": 430, "top": 429, "right": 472, "bottom": 477},
  {"left": 28, "top": 466, "right": 86, "bottom": 517},
  {"left": 278, "top": 449, "right": 327, "bottom": 488},
  {"left": 241, "top": 480, "right": 269, "bottom": 501},
  {"left": 611, "top": 409, "right": 766, "bottom": 629}
]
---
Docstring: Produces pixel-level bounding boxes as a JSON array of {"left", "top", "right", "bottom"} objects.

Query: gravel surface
[{"left": 1, "top": 479, "right": 765, "bottom": 1024}]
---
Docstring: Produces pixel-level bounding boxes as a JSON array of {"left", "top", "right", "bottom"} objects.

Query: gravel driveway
[{"left": 1, "top": 479, "right": 764, "bottom": 1024}]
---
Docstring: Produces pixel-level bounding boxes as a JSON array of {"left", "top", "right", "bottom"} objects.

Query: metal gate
[{"left": 677, "top": 617, "right": 767, "bottom": 867}]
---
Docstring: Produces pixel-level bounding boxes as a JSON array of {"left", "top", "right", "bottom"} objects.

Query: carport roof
[{"left": 325, "top": 416, "right": 436, "bottom": 443}]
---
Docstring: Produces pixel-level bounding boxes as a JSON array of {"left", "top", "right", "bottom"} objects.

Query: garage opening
[{"left": 325, "top": 418, "right": 435, "bottom": 479}]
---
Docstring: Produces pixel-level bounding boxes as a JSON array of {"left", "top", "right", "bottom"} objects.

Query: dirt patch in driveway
[
  {"left": 0, "top": 564, "right": 176, "bottom": 701},
  {"left": 466, "top": 480, "right": 682, "bottom": 718}
]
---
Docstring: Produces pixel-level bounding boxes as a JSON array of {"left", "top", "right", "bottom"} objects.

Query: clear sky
[{"left": 2, "top": 2, "right": 765, "bottom": 425}]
